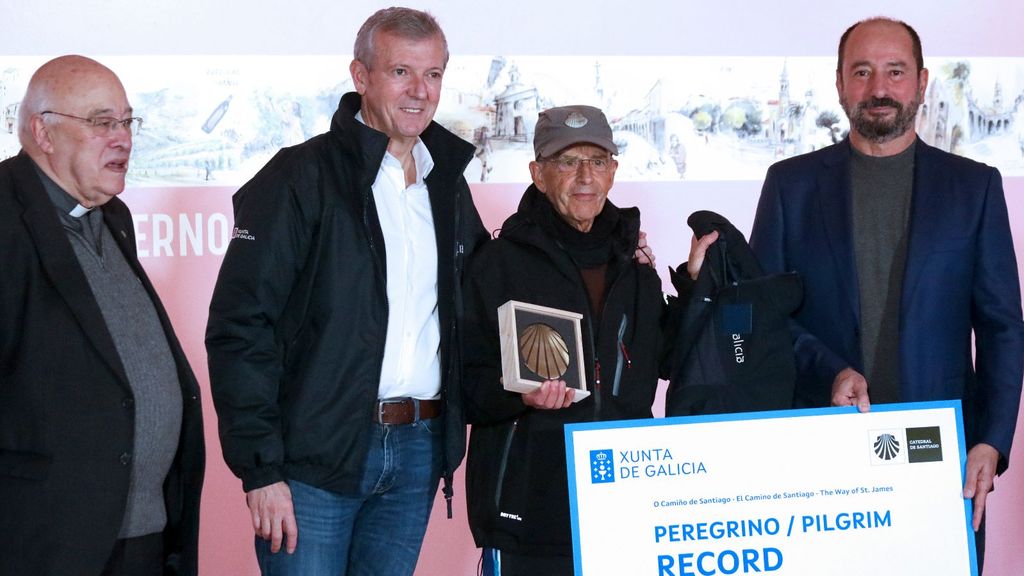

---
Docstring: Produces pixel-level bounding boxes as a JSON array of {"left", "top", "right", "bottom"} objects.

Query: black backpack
[{"left": 665, "top": 210, "right": 803, "bottom": 416}]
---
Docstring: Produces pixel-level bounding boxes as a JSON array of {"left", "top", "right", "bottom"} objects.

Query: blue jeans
[{"left": 256, "top": 418, "right": 443, "bottom": 576}]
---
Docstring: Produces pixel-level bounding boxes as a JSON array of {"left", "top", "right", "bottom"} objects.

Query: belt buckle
[{"left": 378, "top": 398, "right": 417, "bottom": 424}]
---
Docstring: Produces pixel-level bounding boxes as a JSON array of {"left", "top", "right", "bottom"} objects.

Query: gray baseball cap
[{"left": 533, "top": 105, "right": 618, "bottom": 159}]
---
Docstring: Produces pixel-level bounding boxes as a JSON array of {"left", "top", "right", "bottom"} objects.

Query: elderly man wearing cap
[{"left": 461, "top": 105, "right": 666, "bottom": 575}]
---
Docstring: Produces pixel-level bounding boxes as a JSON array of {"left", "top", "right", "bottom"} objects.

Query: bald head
[
  {"left": 19, "top": 56, "right": 124, "bottom": 147},
  {"left": 19, "top": 55, "right": 134, "bottom": 207}
]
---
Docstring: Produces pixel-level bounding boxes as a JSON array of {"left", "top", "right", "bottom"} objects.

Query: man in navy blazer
[{"left": 749, "top": 16, "right": 1024, "bottom": 547}]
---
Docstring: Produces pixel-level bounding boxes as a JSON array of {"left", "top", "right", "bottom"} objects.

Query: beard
[{"left": 842, "top": 95, "right": 920, "bottom": 143}]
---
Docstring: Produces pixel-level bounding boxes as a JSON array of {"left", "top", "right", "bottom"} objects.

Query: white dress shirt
[{"left": 359, "top": 113, "right": 441, "bottom": 400}]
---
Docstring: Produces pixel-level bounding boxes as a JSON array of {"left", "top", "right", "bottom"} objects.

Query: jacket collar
[
  {"left": 330, "top": 92, "right": 475, "bottom": 186},
  {"left": 815, "top": 138, "right": 860, "bottom": 322},
  {"left": 902, "top": 137, "right": 950, "bottom": 308},
  {"left": 328, "top": 92, "right": 476, "bottom": 315},
  {"left": 499, "top": 184, "right": 640, "bottom": 277}
]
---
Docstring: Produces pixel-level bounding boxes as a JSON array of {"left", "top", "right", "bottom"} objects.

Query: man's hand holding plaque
[{"left": 522, "top": 379, "right": 576, "bottom": 409}]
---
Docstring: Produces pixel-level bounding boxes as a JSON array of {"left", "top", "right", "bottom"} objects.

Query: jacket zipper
[
  {"left": 442, "top": 191, "right": 465, "bottom": 519},
  {"left": 586, "top": 318, "right": 602, "bottom": 421},
  {"left": 612, "top": 313, "right": 629, "bottom": 396},
  {"left": 494, "top": 419, "right": 519, "bottom": 508},
  {"left": 586, "top": 262, "right": 630, "bottom": 418},
  {"left": 362, "top": 189, "right": 390, "bottom": 408},
  {"left": 441, "top": 315, "right": 458, "bottom": 519}
]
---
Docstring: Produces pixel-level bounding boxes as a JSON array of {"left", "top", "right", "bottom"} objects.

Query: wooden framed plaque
[{"left": 497, "top": 300, "right": 590, "bottom": 402}]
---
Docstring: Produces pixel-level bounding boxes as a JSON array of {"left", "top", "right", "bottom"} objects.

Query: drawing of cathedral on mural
[
  {"left": 1, "top": 55, "right": 1022, "bottom": 185},
  {"left": 453, "top": 55, "right": 1024, "bottom": 183}
]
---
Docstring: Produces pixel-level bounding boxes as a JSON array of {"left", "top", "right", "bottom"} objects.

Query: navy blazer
[
  {"left": 750, "top": 138, "right": 1024, "bottom": 469},
  {"left": 0, "top": 151, "right": 205, "bottom": 575}
]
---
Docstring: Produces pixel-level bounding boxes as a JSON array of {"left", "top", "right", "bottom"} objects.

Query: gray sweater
[
  {"left": 40, "top": 168, "right": 182, "bottom": 538},
  {"left": 850, "top": 141, "right": 915, "bottom": 403}
]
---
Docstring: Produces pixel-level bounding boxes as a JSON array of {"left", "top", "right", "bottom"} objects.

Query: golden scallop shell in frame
[{"left": 519, "top": 322, "right": 570, "bottom": 379}]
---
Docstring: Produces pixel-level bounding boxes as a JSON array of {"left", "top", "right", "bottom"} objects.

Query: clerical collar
[{"left": 69, "top": 204, "right": 93, "bottom": 217}]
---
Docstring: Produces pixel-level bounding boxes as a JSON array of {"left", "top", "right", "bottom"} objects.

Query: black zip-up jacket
[
  {"left": 206, "top": 93, "right": 488, "bottom": 507},
  {"left": 462, "top": 185, "right": 665, "bottom": 556}
]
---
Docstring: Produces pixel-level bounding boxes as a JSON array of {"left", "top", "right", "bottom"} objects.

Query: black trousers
[{"left": 483, "top": 548, "right": 574, "bottom": 576}]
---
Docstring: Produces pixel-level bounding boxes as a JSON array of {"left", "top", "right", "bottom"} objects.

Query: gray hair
[
  {"left": 16, "top": 82, "right": 50, "bottom": 146},
  {"left": 353, "top": 7, "right": 448, "bottom": 70}
]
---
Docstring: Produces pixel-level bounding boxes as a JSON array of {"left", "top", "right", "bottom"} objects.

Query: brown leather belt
[{"left": 373, "top": 398, "right": 443, "bottom": 425}]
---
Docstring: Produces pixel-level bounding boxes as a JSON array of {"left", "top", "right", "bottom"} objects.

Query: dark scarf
[
  {"left": 534, "top": 193, "right": 619, "bottom": 268},
  {"left": 533, "top": 193, "right": 622, "bottom": 320}
]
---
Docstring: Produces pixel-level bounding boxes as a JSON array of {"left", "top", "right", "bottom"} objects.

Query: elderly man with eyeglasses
[
  {"left": 0, "top": 55, "right": 205, "bottom": 576},
  {"left": 461, "top": 105, "right": 668, "bottom": 576}
]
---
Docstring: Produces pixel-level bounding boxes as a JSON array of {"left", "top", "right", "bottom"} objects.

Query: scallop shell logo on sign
[
  {"left": 564, "top": 111, "right": 589, "bottom": 128},
  {"left": 873, "top": 433, "right": 901, "bottom": 460},
  {"left": 519, "top": 323, "right": 570, "bottom": 379}
]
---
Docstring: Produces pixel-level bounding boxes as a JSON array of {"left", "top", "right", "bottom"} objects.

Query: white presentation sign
[{"left": 565, "top": 401, "right": 976, "bottom": 576}]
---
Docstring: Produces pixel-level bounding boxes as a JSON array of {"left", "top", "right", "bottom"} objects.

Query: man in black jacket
[
  {"left": 462, "top": 105, "right": 665, "bottom": 576},
  {"left": 206, "top": 7, "right": 488, "bottom": 576},
  {"left": 0, "top": 55, "right": 205, "bottom": 576}
]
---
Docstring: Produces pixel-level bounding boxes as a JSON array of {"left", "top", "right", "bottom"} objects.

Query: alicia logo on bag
[{"left": 731, "top": 333, "right": 746, "bottom": 364}]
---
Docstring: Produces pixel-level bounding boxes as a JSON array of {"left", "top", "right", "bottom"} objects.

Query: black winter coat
[
  {"left": 206, "top": 93, "right": 488, "bottom": 500},
  {"left": 462, "top": 186, "right": 665, "bottom": 556}
]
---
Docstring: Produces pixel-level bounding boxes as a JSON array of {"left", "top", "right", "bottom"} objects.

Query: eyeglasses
[
  {"left": 542, "top": 155, "right": 614, "bottom": 173},
  {"left": 40, "top": 111, "right": 144, "bottom": 136}
]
